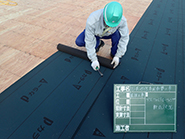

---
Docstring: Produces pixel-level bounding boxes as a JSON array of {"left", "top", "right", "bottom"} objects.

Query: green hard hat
[{"left": 103, "top": 1, "right": 123, "bottom": 27}]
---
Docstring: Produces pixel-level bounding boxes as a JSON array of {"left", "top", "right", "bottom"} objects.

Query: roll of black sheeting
[{"left": 57, "top": 43, "right": 114, "bottom": 69}]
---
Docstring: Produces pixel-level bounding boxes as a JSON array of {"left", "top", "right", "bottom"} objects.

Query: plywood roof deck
[{"left": 0, "top": 0, "right": 152, "bottom": 93}]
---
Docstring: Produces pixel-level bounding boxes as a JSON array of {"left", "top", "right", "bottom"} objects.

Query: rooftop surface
[
  {"left": 0, "top": 0, "right": 152, "bottom": 93},
  {"left": 0, "top": 0, "right": 184, "bottom": 138}
]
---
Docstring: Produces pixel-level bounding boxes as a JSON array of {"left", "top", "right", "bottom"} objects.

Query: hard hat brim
[{"left": 105, "top": 18, "right": 121, "bottom": 27}]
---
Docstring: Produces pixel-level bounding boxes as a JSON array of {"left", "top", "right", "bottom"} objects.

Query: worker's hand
[
  {"left": 91, "top": 60, "right": 100, "bottom": 71},
  {"left": 111, "top": 56, "right": 119, "bottom": 69}
]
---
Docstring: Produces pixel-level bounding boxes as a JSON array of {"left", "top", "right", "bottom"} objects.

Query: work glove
[
  {"left": 111, "top": 56, "right": 119, "bottom": 69},
  {"left": 91, "top": 60, "right": 100, "bottom": 71}
]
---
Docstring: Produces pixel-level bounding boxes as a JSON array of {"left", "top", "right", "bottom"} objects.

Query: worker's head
[{"left": 103, "top": 1, "right": 123, "bottom": 27}]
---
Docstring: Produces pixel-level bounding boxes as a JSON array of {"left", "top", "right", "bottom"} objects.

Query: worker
[{"left": 75, "top": 1, "right": 129, "bottom": 70}]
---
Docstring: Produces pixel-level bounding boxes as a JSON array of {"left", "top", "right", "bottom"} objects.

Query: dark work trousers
[{"left": 75, "top": 29, "right": 121, "bottom": 56}]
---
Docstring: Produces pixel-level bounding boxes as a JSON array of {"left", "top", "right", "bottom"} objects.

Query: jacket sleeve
[
  {"left": 85, "top": 23, "right": 98, "bottom": 62},
  {"left": 115, "top": 18, "right": 129, "bottom": 58}
]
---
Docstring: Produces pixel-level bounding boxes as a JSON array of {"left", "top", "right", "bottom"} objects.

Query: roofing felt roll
[{"left": 57, "top": 43, "right": 114, "bottom": 69}]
